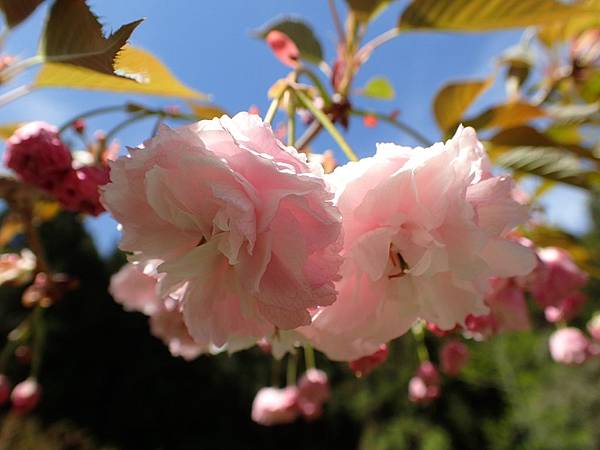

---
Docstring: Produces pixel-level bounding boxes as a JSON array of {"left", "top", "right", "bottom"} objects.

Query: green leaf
[
  {"left": 495, "top": 146, "right": 596, "bottom": 189},
  {"left": 433, "top": 79, "right": 491, "bottom": 134},
  {"left": 34, "top": 46, "right": 206, "bottom": 99},
  {"left": 464, "top": 102, "right": 545, "bottom": 130},
  {"left": 257, "top": 18, "right": 323, "bottom": 64},
  {"left": 398, "top": 0, "right": 595, "bottom": 32},
  {"left": 40, "top": 0, "right": 143, "bottom": 75},
  {"left": 0, "top": 0, "right": 43, "bottom": 28},
  {"left": 361, "top": 76, "right": 395, "bottom": 100},
  {"left": 345, "top": 0, "right": 394, "bottom": 22}
]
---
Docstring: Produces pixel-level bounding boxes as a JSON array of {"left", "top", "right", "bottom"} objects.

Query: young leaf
[
  {"left": 361, "top": 76, "right": 395, "bottom": 100},
  {"left": 463, "top": 102, "right": 545, "bottom": 131},
  {"left": 398, "top": 0, "right": 595, "bottom": 32},
  {"left": 345, "top": 0, "right": 394, "bottom": 22},
  {"left": 40, "top": 0, "right": 143, "bottom": 75},
  {"left": 433, "top": 79, "right": 491, "bottom": 134},
  {"left": 34, "top": 47, "right": 206, "bottom": 99},
  {"left": 257, "top": 18, "right": 323, "bottom": 64},
  {"left": 0, "top": 0, "right": 43, "bottom": 28}
]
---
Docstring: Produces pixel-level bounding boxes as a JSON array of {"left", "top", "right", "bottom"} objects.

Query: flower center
[{"left": 388, "top": 244, "right": 409, "bottom": 279}]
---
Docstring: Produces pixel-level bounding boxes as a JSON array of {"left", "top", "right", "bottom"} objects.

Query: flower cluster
[
  {"left": 251, "top": 369, "right": 331, "bottom": 426},
  {"left": 4, "top": 122, "right": 108, "bottom": 216}
]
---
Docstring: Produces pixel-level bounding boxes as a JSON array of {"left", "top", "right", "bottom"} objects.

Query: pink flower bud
[
  {"left": 72, "top": 119, "right": 86, "bottom": 134},
  {"left": 549, "top": 327, "right": 590, "bottom": 365},
  {"left": 440, "top": 339, "right": 469, "bottom": 377},
  {"left": 266, "top": 30, "right": 300, "bottom": 68},
  {"left": 587, "top": 313, "right": 600, "bottom": 341},
  {"left": 297, "top": 369, "right": 330, "bottom": 421},
  {"left": 0, "top": 375, "right": 11, "bottom": 405},
  {"left": 416, "top": 361, "right": 439, "bottom": 386},
  {"left": 544, "top": 292, "right": 586, "bottom": 323},
  {"left": 4, "top": 122, "right": 72, "bottom": 192},
  {"left": 348, "top": 344, "right": 389, "bottom": 377},
  {"left": 11, "top": 378, "right": 41, "bottom": 413},
  {"left": 251, "top": 387, "right": 299, "bottom": 426},
  {"left": 408, "top": 363, "right": 441, "bottom": 405}
]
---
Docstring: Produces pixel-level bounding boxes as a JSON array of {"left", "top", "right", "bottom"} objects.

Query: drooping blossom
[
  {"left": 348, "top": 344, "right": 389, "bottom": 377},
  {"left": 11, "top": 378, "right": 41, "bottom": 414},
  {"left": 408, "top": 361, "right": 440, "bottom": 404},
  {"left": 440, "top": 339, "right": 469, "bottom": 377},
  {"left": 0, "top": 250, "right": 36, "bottom": 286},
  {"left": 109, "top": 262, "right": 206, "bottom": 360},
  {"left": 544, "top": 292, "right": 586, "bottom": 323},
  {"left": 587, "top": 313, "right": 600, "bottom": 341},
  {"left": 301, "top": 126, "right": 536, "bottom": 360},
  {"left": 549, "top": 327, "right": 590, "bottom": 365},
  {"left": 529, "top": 247, "right": 587, "bottom": 309},
  {"left": 265, "top": 30, "right": 300, "bottom": 67},
  {"left": 4, "top": 122, "right": 72, "bottom": 192},
  {"left": 296, "top": 369, "right": 330, "bottom": 420},
  {"left": 251, "top": 387, "right": 299, "bottom": 426},
  {"left": 101, "top": 113, "right": 342, "bottom": 352}
]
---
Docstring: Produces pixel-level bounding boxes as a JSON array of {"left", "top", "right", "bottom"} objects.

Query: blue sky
[{"left": 0, "top": 1, "right": 591, "bottom": 256}]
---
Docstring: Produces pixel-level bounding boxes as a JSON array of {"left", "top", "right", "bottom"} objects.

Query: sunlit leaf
[
  {"left": 257, "top": 18, "right": 323, "bottom": 64},
  {"left": 398, "top": 0, "right": 595, "bottom": 32},
  {"left": 464, "top": 102, "right": 545, "bottom": 130},
  {"left": 524, "top": 226, "right": 594, "bottom": 270},
  {"left": 0, "top": 122, "right": 23, "bottom": 139},
  {"left": 345, "top": 0, "right": 395, "bottom": 22},
  {"left": 495, "top": 146, "right": 597, "bottom": 189},
  {"left": 0, "top": 0, "right": 43, "bottom": 28},
  {"left": 361, "top": 76, "right": 395, "bottom": 100},
  {"left": 33, "top": 200, "right": 60, "bottom": 221},
  {"left": 538, "top": 0, "right": 600, "bottom": 45},
  {"left": 34, "top": 47, "right": 205, "bottom": 99},
  {"left": 433, "top": 79, "right": 491, "bottom": 134},
  {"left": 189, "top": 103, "right": 228, "bottom": 120},
  {"left": 40, "top": 0, "right": 142, "bottom": 75}
]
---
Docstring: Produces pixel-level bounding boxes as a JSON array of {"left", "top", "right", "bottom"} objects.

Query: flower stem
[
  {"left": 303, "top": 344, "right": 316, "bottom": 370},
  {"left": 286, "top": 350, "right": 298, "bottom": 386},
  {"left": 0, "top": 84, "right": 32, "bottom": 109},
  {"left": 293, "top": 89, "right": 358, "bottom": 161},
  {"left": 30, "top": 306, "right": 46, "bottom": 378},
  {"left": 287, "top": 98, "right": 296, "bottom": 147},
  {"left": 412, "top": 321, "right": 430, "bottom": 363},
  {"left": 264, "top": 87, "right": 287, "bottom": 125}
]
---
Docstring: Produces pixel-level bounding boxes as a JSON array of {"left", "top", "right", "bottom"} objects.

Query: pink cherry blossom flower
[
  {"left": 4, "top": 122, "right": 72, "bottom": 192},
  {"left": 549, "top": 327, "right": 590, "bottom": 365},
  {"left": 301, "top": 126, "right": 536, "bottom": 360},
  {"left": 485, "top": 277, "right": 531, "bottom": 332},
  {"left": 251, "top": 386, "right": 299, "bottom": 426},
  {"left": 297, "top": 369, "right": 330, "bottom": 420},
  {"left": 11, "top": 378, "right": 41, "bottom": 414},
  {"left": 348, "top": 344, "right": 389, "bottom": 377},
  {"left": 529, "top": 247, "right": 587, "bottom": 309},
  {"left": 440, "top": 339, "right": 469, "bottom": 377},
  {"left": 101, "top": 113, "right": 342, "bottom": 351}
]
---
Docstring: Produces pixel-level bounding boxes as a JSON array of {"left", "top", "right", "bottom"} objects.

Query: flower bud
[
  {"left": 408, "top": 362, "right": 441, "bottom": 405},
  {"left": 11, "top": 378, "right": 41, "bottom": 413},
  {"left": 440, "top": 339, "right": 469, "bottom": 377},
  {"left": 251, "top": 387, "right": 299, "bottom": 426},
  {"left": 266, "top": 30, "right": 299, "bottom": 68},
  {"left": 348, "top": 344, "right": 389, "bottom": 377},
  {"left": 297, "top": 369, "right": 330, "bottom": 420},
  {"left": 549, "top": 327, "right": 590, "bottom": 365}
]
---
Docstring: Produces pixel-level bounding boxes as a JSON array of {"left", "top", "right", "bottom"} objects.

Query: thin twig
[
  {"left": 328, "top": 0, "right": 346, "bottom": 44},
  {"left": 356, "top": 28, "right": 400, "bottom": 64}
]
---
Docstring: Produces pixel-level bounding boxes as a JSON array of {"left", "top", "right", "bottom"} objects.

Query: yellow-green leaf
[
  {"left": 398, "top": 0, "right": 595, "bottom": 32},
  {"left": 34, "top": 47, "right": 206, "bottom": 99},
  {"left": 433, "top": 79, "right": 491, "bottom": 134},
  {"left": 0, "top": 122, "right": 23, "bottom": 139},
  {"left": 361, "top": 76, "right": 395, "bottom": 100},
  {"left": 189, "top": 103, "right": 228, "bottom": 120},
  {"left": 0, "top": 0, "right": 43, "bottom": 28},
  {"left": 464, "top": 102, "right": 545, "bottom": 130},
  {"left": 41, "top": 0, "right": 142, "bottom": 75},
  {"left": 345, "top": 0, "right": 395, "bottom": 22}
]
